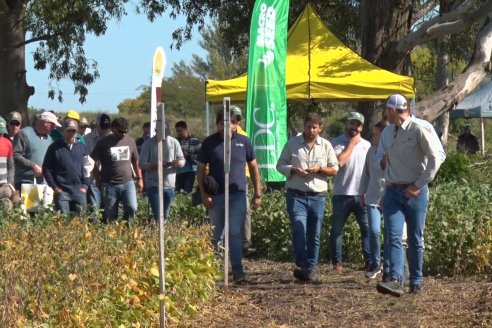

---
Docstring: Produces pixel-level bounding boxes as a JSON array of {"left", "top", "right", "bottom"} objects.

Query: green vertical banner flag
[{"left": 246, "top": 0, "right": 289, "bottom": 182}]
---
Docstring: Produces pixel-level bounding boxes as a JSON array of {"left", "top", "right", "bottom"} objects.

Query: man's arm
[
  {"left": 42, "top": 146, "right": 58, "bottom": 192},
  {"left": 336, "top": 135, "right": 360, "bottom": 167},
  {"left": 247, "top": 159, "right": 262, "bottom": 209},
  {"left": 196, "top": 161, "right": 213, "bottom": 208},
  {"left": 13, "top": 131, "right": 36, "bottom": 169}
]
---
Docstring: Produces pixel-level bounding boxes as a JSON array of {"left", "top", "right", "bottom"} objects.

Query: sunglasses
[
  {"left": 117, "top": 129, "right": 128, "bottom": 135},
  {"left": 9, "top": 121, "right": 20, "bottom": 126}
]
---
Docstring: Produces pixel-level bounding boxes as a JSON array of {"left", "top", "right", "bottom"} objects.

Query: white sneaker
[{"left": 365, "top": 265, "right": 382, "bottom": 279}]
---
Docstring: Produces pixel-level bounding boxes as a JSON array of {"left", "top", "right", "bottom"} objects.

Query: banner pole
[{"left": 223, "top": 97, "right": 231, "bottom": 290}]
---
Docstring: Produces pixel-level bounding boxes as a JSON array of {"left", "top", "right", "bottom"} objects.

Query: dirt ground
[{"left": 181, "top": 259, "right": 492, "bottom": 328}]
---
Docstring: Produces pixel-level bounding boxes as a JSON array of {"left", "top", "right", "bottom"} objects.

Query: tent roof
[
  {"left": 451, "top": 80, "right": 492, "bottom": 119},
  {"left": 206, "top": 3, "right": 415, "bottom": 103}
]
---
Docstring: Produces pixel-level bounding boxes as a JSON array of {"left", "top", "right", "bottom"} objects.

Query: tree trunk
[
  {"left": 359, "top": 0, "right": 413, "bottom": 139},
  {"left": 434, "top": 38, "right": 450, "bottom": 145},
  {"left": 0, "top": 2, "right": 34, "bottom": 124}
]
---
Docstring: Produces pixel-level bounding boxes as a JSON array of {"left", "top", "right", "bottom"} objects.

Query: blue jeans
[
  {"left": 208, "top": 192, "right": 247, "bottom": 273},
  {"left": 383, "top": 185, "right": 428, "bottom": 286},
  {"left": 175, "top": 171, "right": 196, "bottom": 193},
  {"left": 367, "top": 205, "right": 382, "bottom": 266},
  {"left": 146, "top": 186, "right": 174, "bottom": 219},
  {"left": 87, "top": 180, "right": 101, "bottom": 212},
  {"left": 101, "top": 181, "right": 138, "bottom": 222},
  {"left": 286, "top": 190, "right": 326, "bottom": 269},
  {"left": 330, "top": 195, "right": 370, "bottom": 265},
  {"left": 55, "top": 189, "right": 87, "bottom": 215}
]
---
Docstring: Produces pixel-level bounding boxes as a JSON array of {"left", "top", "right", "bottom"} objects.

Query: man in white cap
[
  {"left": 0, "top": 117, "right": 15, "bottom": 208},
  {"left": 329, "top": 112, "right": 371, "bottom": 274},
  {"left": 13, "top": 111, "right": 60, "bottom": 191},
  {"left": 43, "top": 119, "right": 89, "bottom": 215},
  {"left": 376, "top": 94, "right": 441, "bottom": 297}
]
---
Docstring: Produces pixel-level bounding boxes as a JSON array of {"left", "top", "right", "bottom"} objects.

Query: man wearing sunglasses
[
  {"left": 91, "top": 117, "right": 143, "bottom": 222},
  {"left": 7, "top": 111, "right": 22, "bottom": 141}
]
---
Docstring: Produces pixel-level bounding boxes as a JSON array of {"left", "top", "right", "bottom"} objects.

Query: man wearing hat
[
  {"left": 79, "top": 117, "right": 91, "bottom": 136},
  {"left": 50, "top": 109, "right": 86, "bottom": 144},
  {"left": 196, "top": 109, "right": 263, "bottom": 284},
  {"left": 329, "top": 112, "right": 371, "bottom": 274},
  {"left": 13, "top": 111, "right": 60, "bottom": 191},
  {"left": 0, "top": 117, "right": 15, "bottom": 208},
  {"left": 7, "top": 111, "right": 22, "bottom": 141},
  {"left": 84, "top": 113, "right": 112, "bottom": 214},
  {"left": 457, "top": 124, "right": 479, "bottom": 155},
  {"left": 376, "top": 94, "right": 440, "bottom": 297},
  {"left": 43, "top": 119, "right": 89, "bottom": 215}
]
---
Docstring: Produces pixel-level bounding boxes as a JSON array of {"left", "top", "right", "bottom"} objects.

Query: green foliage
[{"left": 0, "top": 212, "right": 220, "bottom": 326}]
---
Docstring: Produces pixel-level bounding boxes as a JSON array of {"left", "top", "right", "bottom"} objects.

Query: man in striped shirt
[{"left": 0, "top": 117, "right": 14, "bottom": 209}]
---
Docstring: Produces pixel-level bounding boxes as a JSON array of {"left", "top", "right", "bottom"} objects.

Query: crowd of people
[{"left": 0, "top": 93, "right": 447, "bottom": 295}]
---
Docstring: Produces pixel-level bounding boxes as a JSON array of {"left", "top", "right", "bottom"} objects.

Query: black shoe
[
  {"left": 376, "top": 279, "right": 404, "bottom": 297},
  {"left": 381, "top": 272, "right": 390, "bottom": 282},
  {"left": 232, "top": 271, "right": 247, "bottom": 284},
  {"left": 293, "top": 268, "right": 309, "bottom": 281},
  {"left": 409, "top": 284, "right": 422, "bottom": 295}
]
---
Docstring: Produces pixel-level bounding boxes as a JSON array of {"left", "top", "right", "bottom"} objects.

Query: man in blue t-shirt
[{"left": 196, "top": 110, "right": 262, "bottom": 284}]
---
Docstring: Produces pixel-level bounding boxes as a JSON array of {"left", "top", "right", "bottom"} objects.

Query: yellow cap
[{"left": 67, "top": 109, "right": 80, "bottom": 121}]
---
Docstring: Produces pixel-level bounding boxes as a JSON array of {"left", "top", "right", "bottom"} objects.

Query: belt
[
  {"left": 287, "top": 188, "right": 327, "bottom": 197},
  {"left": 390, "top": 183, "right": 413, "bottom": 190}
]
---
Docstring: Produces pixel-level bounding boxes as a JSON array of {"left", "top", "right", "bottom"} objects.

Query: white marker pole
[
  {"left": 151, "top": 46, "right": 167, "bottom": 328},
  {"left": 223, "top": 97, "right": 231, "bottom": 290}
]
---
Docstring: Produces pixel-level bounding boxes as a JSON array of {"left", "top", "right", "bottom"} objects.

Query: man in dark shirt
[
  {"left": 457, "top": 124, "right": 479, "bottom": 155},
  {"left": 196, "top": 110, "right": 262, "bottom": 284},
  {"left": 43, "top": 119, "right": 89, "bottom": 215},
  {"left": 91, "top": 117, "right": 143, "bottom": 222}
]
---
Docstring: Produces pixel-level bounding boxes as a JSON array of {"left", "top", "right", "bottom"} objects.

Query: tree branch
[
  {"left": 416, "top": 13, "right": 492, "bottom": 121},
  {"left": 398, "top": 0, "right": 492, "bottom": 53},
  {"left": 411, "top": 0, "right": 439, "bottom": 25},
  {"left": 6, "top": 34, "right": 58, "bottom": 50}
]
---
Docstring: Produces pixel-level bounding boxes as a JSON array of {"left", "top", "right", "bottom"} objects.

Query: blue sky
[{"left": 25, "top": 10, "right": 206, "bottom": 114}]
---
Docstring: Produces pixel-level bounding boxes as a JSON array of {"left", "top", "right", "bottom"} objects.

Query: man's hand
[
  {"left": 349, "top": 134, "right": 361, "bottom": 146},
  {"left": 404, "top": 184, "right": 420, "bottom": 198},
  {"left": 201, "top": 192, "right": 214, "bottom": 209},
  {"left": 305, "top": 165, "right": 321, "bottom": 174},
  {"left": 33, "top": 164, "right": 43, "bottom": 177},
  {"left": 80, "top": 187, "right": 87, "bottom": 193},
  {"left": 291, "top": 166, "right": 309, "bottom": 177},
  {"left": 252, "top": 195, "right": 262, "bottom": 210},
  {"left": 359, "top": 194, "right": 365, "bottom": 208},
  {"left": 54, "top": 186, "right": 62, "bottom": 194},
  {"left": 136, "top": 179, "right": 144, "bottom": 192}
]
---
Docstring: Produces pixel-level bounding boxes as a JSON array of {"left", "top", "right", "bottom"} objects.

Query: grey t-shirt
[
  {"left": 91, "top": 134, "right": 139, "bottom": 184},
  {"left": 331, "top": 133, "right": 371, "bottom": 196}
]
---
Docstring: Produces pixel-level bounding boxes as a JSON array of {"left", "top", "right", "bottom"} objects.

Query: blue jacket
[{"left": 43, "top": 138, "right": 89, "bottom": 194}]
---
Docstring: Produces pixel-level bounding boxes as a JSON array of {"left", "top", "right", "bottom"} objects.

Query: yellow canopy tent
[{"left": 206, "top": 3, "right": 415, "bottom": 102}]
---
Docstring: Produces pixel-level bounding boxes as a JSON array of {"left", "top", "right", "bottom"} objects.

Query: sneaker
[
  {"left": 333, "top": 263, "right": 343, "bottom": 273},
  {"left": 232, "top": 271, "right": 247, "bottom": 284},
  {"left": 381, "top": 272, "right": 391, "bottom": 283},
  {"left": 376, "top": 279, "right": 404, "bottom": 297},
  {"left": 294, "top": 268, "right": 320, "bottom": 283},
  {"left": 365, "top": 263, "right": 382, "bottom": 279},
  {"left": 409, "top": 284, "right": 422, "bottom": 295},
  {"left": 293, "top": 268, "right": 309, "bottom": 281}
]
